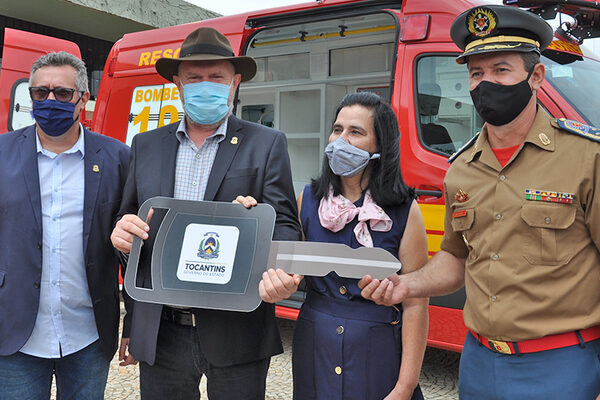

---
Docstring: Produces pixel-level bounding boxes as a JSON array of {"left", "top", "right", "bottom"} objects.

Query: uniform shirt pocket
[
  {"left": 449, "top": 208, "right": 476, "bottom": 258},
  {"left": 521, "top": 202, "right": 576, "bottom": 265},
  {"left": 451, "top": 208, "right": 475, "bottom": 232}
]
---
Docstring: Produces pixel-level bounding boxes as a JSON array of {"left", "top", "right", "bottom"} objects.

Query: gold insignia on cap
[
  {"left": 539, "top": 133, "right": 551, "bottom": 145},
  {"left": 230, "top": 136, "right": 238, "bottom": 145},
  {"left": 465, "top": 37, "right": 539, "bottom": 53},
  {"left": 92, "top": 164, "right": 100, "bottom": 173},
  {"left": 467, "top": 7, "right": 498, "bottom": 37}
]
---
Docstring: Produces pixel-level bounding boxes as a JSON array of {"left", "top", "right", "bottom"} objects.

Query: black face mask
[{"left": 470, "top": 70, "right": 533, "bottom": 126}]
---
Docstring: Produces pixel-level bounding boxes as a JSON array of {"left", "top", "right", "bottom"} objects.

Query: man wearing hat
[
  {"left": 111, "top": 27, "right": 301, "bottom": 399},
  {"left": 360, "top": 4, "right": 600, "bottom": 399}
]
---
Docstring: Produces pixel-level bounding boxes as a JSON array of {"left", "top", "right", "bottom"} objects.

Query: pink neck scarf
[{"left": 318, "top": 187, "right": 392, "bottom": 247}]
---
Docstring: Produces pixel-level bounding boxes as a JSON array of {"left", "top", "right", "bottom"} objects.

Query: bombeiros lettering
[{"left": 134, "top": 86, "right": 179, "bottom": 103}]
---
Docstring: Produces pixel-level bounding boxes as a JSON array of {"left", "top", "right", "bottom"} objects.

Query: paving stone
[{"left": 52, "top": 304, "right": 460, "bottom": 399}]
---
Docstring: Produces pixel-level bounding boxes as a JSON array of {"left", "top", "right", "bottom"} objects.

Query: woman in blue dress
[{"left": 258, "top": 92, "right": 428, "bottom": 400}]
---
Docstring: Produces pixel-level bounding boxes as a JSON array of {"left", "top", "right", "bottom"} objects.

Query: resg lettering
[{"left": 139, "top": 48, "right": 181, "bottom": 66}]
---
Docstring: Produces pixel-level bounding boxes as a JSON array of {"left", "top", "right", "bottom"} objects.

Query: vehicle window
[
  {"left": 543, "top": 54, "right": 600, "bottom": 127},
  {"left": 8, "top": 78, "right": 34, "bottom": 131},
  {"left": 250, "top": 53, "right": 310, "bottom": 82},
  {"left": 416, "top": 55, "right": 483, "bottom": 156},
  {"left": 242, "top": 104, "right": 274, "bottom": 127},
  {"left": 330, "top": 43, "right": 394, "bottom": 76}
]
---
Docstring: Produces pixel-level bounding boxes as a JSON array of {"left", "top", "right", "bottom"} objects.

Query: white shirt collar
[{"left": 36, "top": 123, "right": 85, "bottom": 159}]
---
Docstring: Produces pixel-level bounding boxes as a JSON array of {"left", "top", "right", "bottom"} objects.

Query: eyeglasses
[{"left": 29, "top": 87, "right": 82, "bottom": 103}]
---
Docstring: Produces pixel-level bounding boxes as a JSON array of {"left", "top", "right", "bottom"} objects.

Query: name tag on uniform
[
  {"left": 452, "top": 210, "right": 467, "bottom": 218},
  {"left": 525, "top": 189, "right": 574, "bottom": 204}
]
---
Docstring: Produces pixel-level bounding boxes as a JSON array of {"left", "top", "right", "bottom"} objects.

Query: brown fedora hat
[{"left": 156, "top": 27, "right": 257, "bottom": 82}]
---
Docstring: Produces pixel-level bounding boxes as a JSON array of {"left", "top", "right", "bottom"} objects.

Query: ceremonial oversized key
[{"left": 124, "top": 197, "right": 401, "bottom": 312}]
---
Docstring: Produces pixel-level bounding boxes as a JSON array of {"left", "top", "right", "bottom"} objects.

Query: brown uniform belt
[
  {"left": 469, "top": 325, "right": 600, "bottom": 355},
  {"left": 161, "top": 306, "right": 197, "bottom": 327}
]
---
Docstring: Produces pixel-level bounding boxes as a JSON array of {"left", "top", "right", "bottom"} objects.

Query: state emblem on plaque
[{"left": 198, "top": 232, "right": 220, "bottom": 259}]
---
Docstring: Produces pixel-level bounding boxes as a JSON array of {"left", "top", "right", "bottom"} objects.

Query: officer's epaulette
[
  {"left": 448, "top": 132, "right": 479, "bottom": 163},
  {"left": 554, "top": 118, "right": 600, "bottom": 143}
]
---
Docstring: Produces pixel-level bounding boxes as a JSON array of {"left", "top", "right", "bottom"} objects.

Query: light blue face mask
[
  {"left": 182, "top": 81, "right": 232, "bottom": 125},
  {"left": 324, "top": 137, "right": 380, "bottom": 177}
]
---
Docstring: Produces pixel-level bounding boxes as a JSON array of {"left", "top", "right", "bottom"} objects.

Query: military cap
[{"left": 450, "top": 5, "right": 553, "bottom": 64}]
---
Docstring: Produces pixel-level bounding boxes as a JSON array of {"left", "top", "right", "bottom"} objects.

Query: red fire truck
[{"left": 1, "top": 0, "right": 599, "bottom": 352}]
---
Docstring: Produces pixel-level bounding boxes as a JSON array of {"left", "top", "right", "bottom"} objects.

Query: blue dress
[{"left": 293, "top": 185, "right": 424, "bottom": 400}]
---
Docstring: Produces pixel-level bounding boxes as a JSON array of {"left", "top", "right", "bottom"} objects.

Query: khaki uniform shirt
[{"left": 441, "top": 109, "right": 600, "bottom": 341}]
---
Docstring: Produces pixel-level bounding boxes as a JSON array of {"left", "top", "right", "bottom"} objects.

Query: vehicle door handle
[{"left": 415, "top": 189, "right": 442, "bottom": 198}]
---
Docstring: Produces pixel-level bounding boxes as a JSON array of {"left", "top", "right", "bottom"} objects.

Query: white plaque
[{"left": 176, "top": 224, "right": 239, "bottom": 284}]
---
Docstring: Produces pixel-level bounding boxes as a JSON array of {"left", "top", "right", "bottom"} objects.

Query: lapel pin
[
  {"left": 455, "top": 189, "right": 469, "bottom": 202},
  {"left": 92, "top": 164, "right": 100, "bottom": 173},
  {"left": 539, "top": 133, "right": 551, "bottom": 146},
  {"left": 230, "top": 136, "right": 238, "bottom": 145}
]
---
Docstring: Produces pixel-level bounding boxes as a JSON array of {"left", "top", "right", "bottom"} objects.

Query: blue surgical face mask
[
  {"left": 32, "top": 99, "right": 78, "bottom": 137},
  {"left": 182, "top": 81, "right": 232, "bottom": 125},
  {"left": 324, "top": 137, "right": 380, "bottom": 177}
]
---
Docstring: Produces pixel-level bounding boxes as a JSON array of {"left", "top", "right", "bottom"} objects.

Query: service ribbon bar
[{"left": 525, "top": 189, "right": 573, "bottom": 204}]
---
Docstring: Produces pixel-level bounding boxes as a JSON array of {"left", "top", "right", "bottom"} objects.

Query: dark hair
[
  {"left": 520, "top": 51, "right": 541, "bottom": 73},
  {"left": 311, "top": 92, "right": 415, "bottom": 207}
]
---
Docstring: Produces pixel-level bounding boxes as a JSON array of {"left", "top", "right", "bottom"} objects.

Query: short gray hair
[{"left": 29, "top": 51, "right": 88, "bottom": 92}]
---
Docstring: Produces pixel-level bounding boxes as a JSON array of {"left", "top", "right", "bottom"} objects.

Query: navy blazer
[
  {"left": 119, "top": 115, "right": 301, "bottom": 367},
  {"left": 0, "top": 125, "right": 130, "bottom": 360}
]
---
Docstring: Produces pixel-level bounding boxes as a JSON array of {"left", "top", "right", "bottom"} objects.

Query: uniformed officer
[{"left": 359, "top": 4, "right": 600, "bottom": 399}]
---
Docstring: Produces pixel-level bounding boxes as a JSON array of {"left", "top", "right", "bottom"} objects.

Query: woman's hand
[
  {"left": 383, "top": 385, "right": 416, "bottom": 400},
  {"left": 259, "top": 268, "right": 303, "bottom": 303}
]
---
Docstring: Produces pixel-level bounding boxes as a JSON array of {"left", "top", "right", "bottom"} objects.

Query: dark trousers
[{"left": 140, "top": 318, "right": 270, "bottom": 400}]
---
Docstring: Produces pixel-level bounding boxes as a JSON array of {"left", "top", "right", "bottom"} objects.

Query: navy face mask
[{"left": 32, "top": 99, "right": 79, "bottom": 137}]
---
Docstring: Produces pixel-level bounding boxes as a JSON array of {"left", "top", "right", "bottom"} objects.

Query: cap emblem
[{"left": 467, "top": 7, "right": 498, "bottom": 37}]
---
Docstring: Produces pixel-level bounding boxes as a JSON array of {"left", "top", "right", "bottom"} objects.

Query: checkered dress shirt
[{"left": 174, "top": 119, "right": 227, "bottom": 201}]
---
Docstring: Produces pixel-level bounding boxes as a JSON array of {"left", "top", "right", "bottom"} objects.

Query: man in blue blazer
[
  {"left": 111, "top": 28, "right": 301, "bottom": 399},
  {"left": 0, "top": 52, "right": 129, "bottom": 399}
]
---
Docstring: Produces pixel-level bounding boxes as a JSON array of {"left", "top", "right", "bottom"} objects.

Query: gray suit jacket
[{"left": 119, "top": 115, "right": 301, "bottom": 366}]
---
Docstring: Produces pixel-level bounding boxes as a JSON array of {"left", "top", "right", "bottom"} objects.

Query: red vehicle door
[{"left": 0, "top": 28, "right": 81, "bottom": 133}]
